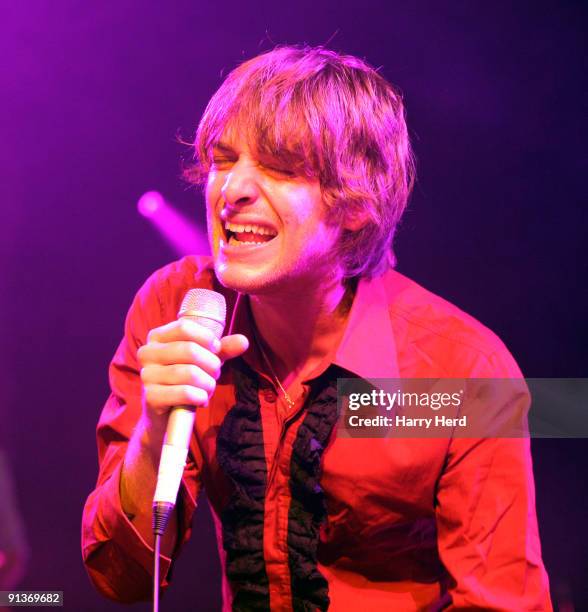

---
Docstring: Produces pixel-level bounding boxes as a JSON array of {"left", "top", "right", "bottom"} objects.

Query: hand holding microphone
[{"left": 136, "top": 289, "right": 248, "bottom": 535}]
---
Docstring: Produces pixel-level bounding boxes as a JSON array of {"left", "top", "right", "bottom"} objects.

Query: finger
[
  {"left": 146, "top": 319, "right": 220, "bottom": 352},
  {"left": 138, "top": 341, "right": 222, "bottom": 375},
  {"left": 140, "top": 363, "right": 217, "bottom": 394},
  {"left": 218, "top": 334, "right": 250, "bottom": 362},
  {"left": 143, "top": 383, "right": 210, "bottom": 413}
]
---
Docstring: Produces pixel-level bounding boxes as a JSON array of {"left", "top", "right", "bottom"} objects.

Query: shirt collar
[
  {"left": 226, "top": 274, "right": 400, "bottom": 381},
  {"left": 333, "top": 274, "right": 400, "bottom": 379}
]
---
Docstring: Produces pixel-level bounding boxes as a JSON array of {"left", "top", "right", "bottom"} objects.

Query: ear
[{"left": 342, "top": 208, "right": 370, "bottom": 232}]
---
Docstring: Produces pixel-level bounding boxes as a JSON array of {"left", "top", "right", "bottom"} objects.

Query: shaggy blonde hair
[{"left": 186, "top": 46, "right": 415, "bottom": 278}]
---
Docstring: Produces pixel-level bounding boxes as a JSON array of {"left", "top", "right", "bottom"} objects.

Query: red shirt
[{"left": 82, "top": 256, "right": 551, "bottom": 610}]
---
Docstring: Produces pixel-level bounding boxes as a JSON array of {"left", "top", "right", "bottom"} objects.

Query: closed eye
[
  {"left": 262, "top": 164, "right": 295, "bottom": 177},
  {"left": 212, "top": 157, "right": 235, "bottom": 169}
]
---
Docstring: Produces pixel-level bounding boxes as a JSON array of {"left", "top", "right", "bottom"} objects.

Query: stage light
[
  {"left": 137, "top": 191, "right": 165, "bottom": 218},
  {"left": 137, "top": 191, "right": 209, "bottom": 256}
]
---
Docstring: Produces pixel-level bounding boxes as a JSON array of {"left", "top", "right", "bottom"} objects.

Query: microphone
[{"left": 152, "top": 288, "right": 226, "bottom": 536}]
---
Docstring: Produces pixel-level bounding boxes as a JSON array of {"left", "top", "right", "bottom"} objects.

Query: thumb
[{"left": 218, "top": 334, "right": 249, "bottom": 363}]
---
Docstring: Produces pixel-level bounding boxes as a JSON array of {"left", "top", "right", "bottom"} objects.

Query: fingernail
[{"left": 212, "top": 338, "right": 221, "bottom": 352}]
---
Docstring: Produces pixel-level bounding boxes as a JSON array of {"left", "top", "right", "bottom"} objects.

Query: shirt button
[{"left": 262, "top": 389, "right": 277, "bottom": 402}]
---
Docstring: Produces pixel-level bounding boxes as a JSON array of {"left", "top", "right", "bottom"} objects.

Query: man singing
[{"left": 82, "top": 46, "right": 551, "bottom": 610}]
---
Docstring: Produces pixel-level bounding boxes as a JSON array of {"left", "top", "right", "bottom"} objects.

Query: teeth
[
  {"left": 224, "top": 221, "right": 277, "bottom": 236},
  {"left": 228, "top": 236, "right": 266, "bottom": 246}
]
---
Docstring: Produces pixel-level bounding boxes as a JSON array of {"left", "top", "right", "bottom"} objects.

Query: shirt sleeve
[
  {"left": 435, "top": 349, "right": 552, "bottom": 611},
  {"left": 81, "top": 270, "right": 202, "bottom": 603}
]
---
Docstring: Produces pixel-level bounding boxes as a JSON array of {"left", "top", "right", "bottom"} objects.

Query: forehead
[
  {"left": 200, "top": 88, "right": 321, "bottom": 175},
  {"left": 210, "top": 124, "right": 316, "bottom": 179},
  {"left": 211, "top": 128, "right": 251, "bottom": 154}
]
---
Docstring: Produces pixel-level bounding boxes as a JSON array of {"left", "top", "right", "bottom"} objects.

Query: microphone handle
[{"left": 152, "top": 307, "right": 225, "bottom": 533}]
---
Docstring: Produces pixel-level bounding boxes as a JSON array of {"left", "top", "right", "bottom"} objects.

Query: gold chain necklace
[{"left": 253, "top": 329, "right": 296, "bottom": 409}]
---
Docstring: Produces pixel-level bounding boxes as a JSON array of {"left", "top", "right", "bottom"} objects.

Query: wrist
[{"left": 136, "top": 411, "right": 168, "bottom": 453}]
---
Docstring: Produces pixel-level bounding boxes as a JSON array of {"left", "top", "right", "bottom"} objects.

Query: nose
[{"left": 221, "top": 159, "right": 260, "bottom": 208}]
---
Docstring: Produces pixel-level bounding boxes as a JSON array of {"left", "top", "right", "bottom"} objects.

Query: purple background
[{"left": 2, "top": 1, "right": 586, "bottom": 610}]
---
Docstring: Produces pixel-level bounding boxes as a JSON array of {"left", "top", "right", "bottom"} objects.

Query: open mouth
[{"left": 224, "top": 221, "right": 278, "bottom": 246}]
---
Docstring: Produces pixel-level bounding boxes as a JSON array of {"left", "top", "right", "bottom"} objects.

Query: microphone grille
[{"left": 178, "top": 289, "right": 227, "bottom": 339}]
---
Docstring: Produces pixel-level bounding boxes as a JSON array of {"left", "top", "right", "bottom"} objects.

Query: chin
[
  {"left": 214, "top": 262, "right": 273, "bottom": 295},
  {"left": 215, "top": 259, "right": 306, "bottom": 297}
]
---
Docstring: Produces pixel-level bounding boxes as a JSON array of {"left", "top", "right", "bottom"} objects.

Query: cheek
[
  {"left": 278, "top": 184, "right": 324, "bottom": 226},
  {"left": 205, "top": 174, "right": 222, "bottom": 219},
  {"left": 205, "top": 171, "right": 218, "bottom": 202},
  {"left": 205, "top": 174, "right": 224, "bottom": 250}
]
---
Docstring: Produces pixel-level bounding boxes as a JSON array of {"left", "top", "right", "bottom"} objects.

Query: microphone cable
[
  {"left": 153, "top": 533, "right": 162, "bottom": 612},
  {"left": 150, "top": 288, "right": 226, "bottom": 612}
]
